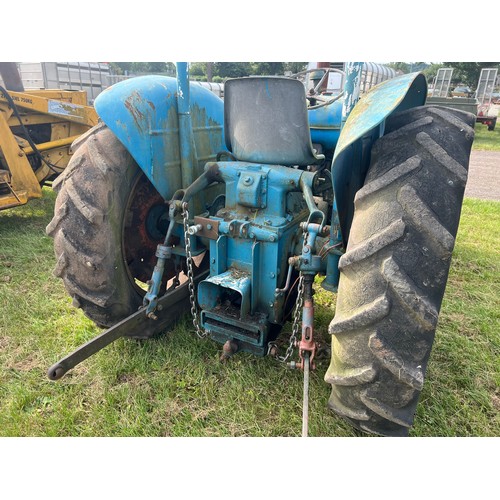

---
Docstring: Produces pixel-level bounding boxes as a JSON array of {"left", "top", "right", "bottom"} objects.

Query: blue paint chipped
[{"left": 95, "top": 75, "right": 226, "bottom": 200}]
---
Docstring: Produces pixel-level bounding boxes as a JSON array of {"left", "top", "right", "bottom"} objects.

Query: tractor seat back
[{"left": 224, "top": 77, "right": 324, "bottom": 166}]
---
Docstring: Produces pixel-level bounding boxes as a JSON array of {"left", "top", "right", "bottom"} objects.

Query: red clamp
[{"left": 296, "top": 297, "right": 317, "bottom": 371}]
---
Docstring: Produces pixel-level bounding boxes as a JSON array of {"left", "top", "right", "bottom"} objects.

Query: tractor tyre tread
[
  {"left": 47, "top": 124, "right": 143, "bottom": 328},
  {"left": 325, "top": 105, "right": 475, "bottom": 436}
]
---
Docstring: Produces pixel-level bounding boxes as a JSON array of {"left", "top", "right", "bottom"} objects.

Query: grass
[
  {"left": 0, "top": 187, "right": 498, "bottom": 437},
  {"left": 472, "top": 116, "right": 500, "bottom": 150}
]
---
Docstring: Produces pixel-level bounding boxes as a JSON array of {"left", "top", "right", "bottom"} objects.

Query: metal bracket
[{"left": 193, "top": 216, "right": 220, "bottom": 240}]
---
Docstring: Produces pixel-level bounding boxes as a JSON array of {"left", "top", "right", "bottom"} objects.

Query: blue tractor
[{"left": 46, "top": 63, "right": 475, "bottom": 436}]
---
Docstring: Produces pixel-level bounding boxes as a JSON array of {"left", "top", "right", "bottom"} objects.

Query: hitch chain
[
  {"left": 267, "top": 228, "right": 315, "bottom": 437},
  {"left": 268, "top": 229, "right": 308, "bottom": 364},
  {"left": 272, "top": 273, "right": 305, "bottom": 364},
  {"left": 182, "top": 202, "right": 209, "bottom": 339}
]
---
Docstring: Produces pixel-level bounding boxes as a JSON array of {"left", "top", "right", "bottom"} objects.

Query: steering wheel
[{"left": 291, "top": 68, "right": 345, "bottom": 110}]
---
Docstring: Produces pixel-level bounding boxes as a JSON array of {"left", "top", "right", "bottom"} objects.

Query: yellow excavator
[{"left": 0, "top": 62, "right": 98, "bottom": 210}]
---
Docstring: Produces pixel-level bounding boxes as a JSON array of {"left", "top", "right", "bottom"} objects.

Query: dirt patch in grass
[{"left": 7, "top": 354, "right": 43, "bottom": 372}]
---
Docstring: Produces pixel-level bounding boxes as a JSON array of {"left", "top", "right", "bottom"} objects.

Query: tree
[
  {"left": 422, "top": 63, "right": 443, "bottom": 83},
  {"left": 284, "top": 62, "right": 308, "bottom": 74},
  {"left": 443, "top": 62, "right": 500, "bottom": 87},
  {"left": 387, "top": 62, "right": 429, "bottom": 74},
  {"left": 109, "top": 62, "right": 309, "bottom": 81},
  {"left": 110, "top": 62, "right": 174, "bottom": 75},
  {"left": 109, "top": 62, "right": 125, "bottom": 75},
  {"left": 147, "top": 62, "right": 171, "bottom": 73},
  {"left": 251, "top": 62, "right": 285, "bottom": 75},
  {"left": 214, "top": 62, "right": 253, "bottom": 79},
  {"left": 388, "top": 62, "right": 411, "bottom": 74},
  {"left": 189, "top": 62, "right": 206, "bottom": 78}
]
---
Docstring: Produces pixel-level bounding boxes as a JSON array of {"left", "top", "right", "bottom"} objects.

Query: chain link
[
  {"left": 182, "top": 202, "right": 208, "bottom": 339},
  {"left": 271, "top": 229, "right": 308, "bottom": 363}
]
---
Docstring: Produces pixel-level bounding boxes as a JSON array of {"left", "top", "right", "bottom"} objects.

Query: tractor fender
[
  {"left": 94, "top": 75, "right": 226, "bottom": 200},
  {"left": 331, "top": 72, "right": 427, "bottom": 244}
]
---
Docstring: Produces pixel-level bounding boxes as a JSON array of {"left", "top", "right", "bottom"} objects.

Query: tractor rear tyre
[
  {"left": 46, "top": 123, "right": 182, "bottom": 330},
  {"left": 325, "top": 106, "right": 475, "bottom": 436}
]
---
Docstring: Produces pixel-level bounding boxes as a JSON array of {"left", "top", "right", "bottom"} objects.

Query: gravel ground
[{"left": 465, "top": 150, "right": 500, "bottom": 201}]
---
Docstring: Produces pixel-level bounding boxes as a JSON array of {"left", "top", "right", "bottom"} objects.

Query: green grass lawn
[
  {"left": 473, "top": 118, "right": 500, "bottom": 150},
  {"left": 0, "top": 187, "right": 498, "bottom": 437}
]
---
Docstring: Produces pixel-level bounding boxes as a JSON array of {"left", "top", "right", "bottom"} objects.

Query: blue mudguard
[
  {"left": 94, "top": 75, "right": 226, "bottom": 200},
  {"left": 331, "top": 72, "right": 427, "bottom": 244}
]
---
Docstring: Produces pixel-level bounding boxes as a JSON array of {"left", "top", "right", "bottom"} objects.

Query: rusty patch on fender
[{"left": 124, "top": 91, "right": 146, "bottom": 131}]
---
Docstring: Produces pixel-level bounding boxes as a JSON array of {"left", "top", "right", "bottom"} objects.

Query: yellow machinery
[{"left": 0, "top": 62, "right": 98, "bottom": 210}]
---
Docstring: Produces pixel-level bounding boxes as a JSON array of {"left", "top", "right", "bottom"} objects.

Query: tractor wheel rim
[{"left": 122, "top": 172, "right": 177, "bottom": 294}]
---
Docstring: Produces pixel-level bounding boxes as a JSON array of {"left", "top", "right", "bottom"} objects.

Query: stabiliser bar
[{"left": 47, "top": 269, "right": 209, "bottom": 380}]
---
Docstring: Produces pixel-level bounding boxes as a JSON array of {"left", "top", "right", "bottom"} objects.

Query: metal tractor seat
[{"left": 224, "top": 76, "right": 325, "bottom": 166}]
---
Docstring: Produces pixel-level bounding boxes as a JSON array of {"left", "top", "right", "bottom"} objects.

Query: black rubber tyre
[
  {"left": 46, "top": 123, "right": 179, "bottom": 329},
  {"left": 324, "top": 105, "right": 475, "bottom": 436}
]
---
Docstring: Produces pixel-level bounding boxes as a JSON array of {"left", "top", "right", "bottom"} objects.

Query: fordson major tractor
[{"left": 46, "top": 62, "right": 475, "bottom": 437}]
